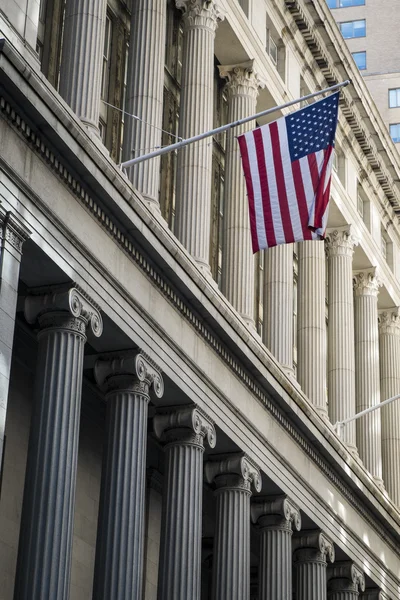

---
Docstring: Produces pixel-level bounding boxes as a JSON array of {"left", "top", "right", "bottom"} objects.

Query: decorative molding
[
  {"left": 218, "top": 60, "right": 262, "bottom": 100},
  {"left": 205, "top": 453, "right": 262, "bottom": 493},
  {"left": 154, "top": 405, "right": 216, "bottom": 448},
  {"left": 353, "top": 270, "right": 382, "bottom": 297},
  {"left": 328, "top": 561, "right": 366, "bottom": 593},
  {"left": 325, "top": 226, "right": 359, "bottom": 258},
  {"left": 251, "top": 495, "right": 301, "bottom": 531},
  {"left": 378, "top": 308, "right": 400, "bottom": 336},
  {"left": 0, "top": 207, "right": 31, "bottom": 254},
  {"left": 176, "top": 0, "right": 224, "bottom": 32},
  {"left": 24, "top": 285, "right": 103, "bottom": 337},
  {"left": 94, "top": 352, "right": 164, "bottom": 397},
  {"left": 293, "top": 530, "right": 335, "bottom": 563}
]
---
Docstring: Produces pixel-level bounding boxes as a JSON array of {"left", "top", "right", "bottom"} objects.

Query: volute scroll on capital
[
  {"left": 251, "top": 495, "right": 301, "bottom": 531},
  {"left": 293, "top": 530, "right": 335, "bottom": 563},
  {"left": 176, "top": 0, "right": 225, "bottom": 31},
  {"left": 325, "top": 226, "right": 359, "bottom": 258},
  {"left": 353, "top": 270, "right": 382, "bottom": 297},
  {"left": 153, "top": 405, "right": 216, "bottom": 448},
  {"left": 94, "top": 352, "right": 164, "bottom": 397},
  {"left": 205, "top": 453, "right": 262, "bottom": 493},
  {"left": 378, "top": 308, "right": 400, "bottom": 336},
  {"left": 24, "top": 285, "right": 103, "bottom": 337},
  {"left": 328, "top": 562, "right": 365, "bottom": 593},
  {"left": 218, "top": 60, "right": 264, "bottom": 100}
]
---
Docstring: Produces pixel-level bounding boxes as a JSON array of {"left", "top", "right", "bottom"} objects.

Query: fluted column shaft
[
  {"left": 206, "top": 454, "right": 261, "bottom": 600},
  {"left": 155, "top": 407, "right": 216, "bottom": 600},
  {"left": 219, "top": 61, "right": 260, "bottom": 325},
  {"left": 59, "top": 0, "right": 107, "bottom": 132},
  {"left": 379, "top": 311, "right": 400, "bottom": 505},
  {"left": 294, "top": 531, "right": 335, "bottom": 600},
  {"left": 297, "top": 240, "right": 327, "bottom": 416},
  {"left": 174, "top": 0, "right": 223, "bottom": 272},
  {"left": 353, "top": 271, "right": 383, "bottom": 484},
  {"left": 252, "top": 496, "right": 301, "bottom": 600},
  {"left": 325, "top": 228, "right": 358, "bottom": 450},
  {"left": 122, "top": 0, "right": 166, "bottom": 205},
  {"left": 92, "top": 355, "right": 163, "bottom": 600},
  {"left": 263, "top": 245, "right": 294, "bottom": 374},
  {"left": 14, "top": 288, "right": 102, "bottom": 600}
]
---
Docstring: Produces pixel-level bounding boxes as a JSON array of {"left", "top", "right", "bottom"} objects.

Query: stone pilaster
[
  {"left": 263, "top": 244, "right": 294, "bottom": 375},
  {"left": 353, "top": 270, "right": 383, "bottom": 485},
  {"left": 325, "top": 227, "right": 358, "bottom": 451},
  {"left": 59, "top": 0, "right": 107, "bottom": 133},
  {"left": 174, "top": 0, "right": 224, "bottom": 274},
  {"left": 328, "top": 562, "right": 365, "bottom": 600},
  {"left": 92, "top": 353, "right": 164, "bottom": 600},
  {"left": 251, "top": 495, "right": 301, "bottom": 600},
  {"left": 0, "top": 209, "right": 30, "bottom": 478},
  {"left": 219, "top": 60, "right": 261, "bottom": 327},
  {"left": 378, "top": 309, "right": 400, "bottom": 505},
  {"left": 297, "top": 240, "right": 327, "bottom": 417},
  {"left": 122, "top": 0, "right": 166, "bottom": 207},
  {"left": 293, "top": 531, "right": 335, "bottom": 600},
  {"left": 205, "top": 454, "right": 262, "bottom": 600},
  {"left": 155, "top": 406, "right": 216, "bottom": 600},
  {"left": 14, "top": 287, "right": 102, "bottom": 600}
]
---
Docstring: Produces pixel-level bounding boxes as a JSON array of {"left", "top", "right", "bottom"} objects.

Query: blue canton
[{"left": 286, "top": 92, "right": 339, "bottom": 162}]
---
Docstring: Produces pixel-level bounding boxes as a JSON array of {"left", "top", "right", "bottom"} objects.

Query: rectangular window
[
  {"left": 327, "top": 0, "right": 365, "bottom": 7},
  {"left": 390, "top": 124, "right": 400, "bottom": 143},
  {"left": 389, "top": 88, "right": 400, "bottom": 108},
  {"left": 340, "top": 19, "right": 366, "bottom": 38},
  {"left": 352, "top": 51, "right": 366, "bottom": 70},
  {"left": 101, "top": 15, "right": 112, "bottom": 101}
]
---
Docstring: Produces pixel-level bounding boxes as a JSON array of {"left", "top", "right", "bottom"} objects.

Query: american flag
[{"left": 237, "top": 92, "right": 339, "bottom": 253}]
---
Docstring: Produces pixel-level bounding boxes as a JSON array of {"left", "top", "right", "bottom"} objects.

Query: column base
[
  {"left": 373, "top": 476, "right": 385, "bottom": 492},
  {"left": 315, "top": 405, "right": 330, "bottom": 423},
  {"left": 240, "top": 314, "right": 256, "bottom": 331},
  {"left": 346, "top": 443, "right": 359, "bottom": 458}
]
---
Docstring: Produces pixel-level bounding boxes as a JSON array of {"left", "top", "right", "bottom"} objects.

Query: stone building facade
[{"left": 0, "top": 0, "right": 399, "bottom": 599}]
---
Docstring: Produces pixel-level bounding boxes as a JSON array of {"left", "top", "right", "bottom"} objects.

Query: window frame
[
  {"left": 389, "top": 88, "right": 400, "bottom": 108},
  {"left": 352, "top": 51, "right": 367, "bottom": 70},
  {"left": 327, "top": 0, "right": 365, "bottom": 8},
  {"left": 390, "top": 123, "right": 400, "bottom": 143},
  {"left": 340, "top": 19, "right": 366, "bottom": 39}
]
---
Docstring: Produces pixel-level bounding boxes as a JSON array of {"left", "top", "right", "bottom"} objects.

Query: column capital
[
  {"left": 325, "top": 225, "right": 359, "bottom": 258},
  {"left": 24, "top": 285, "right": 103, "bottom": 337},
  {"left": 251, "top": 495, "right": 301, "bottom": 531},
  {"left": 205, "top": 453, "right": 262, "bottom": 493},
  {"left": 353, "top": 269, "right": 381, "bottom": 297},
  {"left": 360, "top": 591, "right": 389, "bottom": 600},
  {"left": 176, "top": 0, "right": 225, "bottom": 31},
  {"left": 378, "top": 308, "right": 400, "bottom": 335},
  {"left": 218, "top": 60, "right": 263, "bottom": 100},
  {"left": 94, "top": 352, "right": 164, "bottom": 397},
  {"left": 328, "top": 562, "right": 365, "bottom": 593},
  {"left": 154, "top": 405, "right": 216, "bottom": 448},
  {"left": 293, "top": 530, "right": 335, "bottom": 563},
  {"left": 0, "top": 208, "right": 31, "bottom": 255}
]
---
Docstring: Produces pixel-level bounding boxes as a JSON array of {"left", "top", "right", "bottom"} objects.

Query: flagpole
[
  {"left": 334, "top": 392, "right": 400, "bottom": 439},
  {"left": 119, "top": 80, "right": 350, "bottom": 170}
]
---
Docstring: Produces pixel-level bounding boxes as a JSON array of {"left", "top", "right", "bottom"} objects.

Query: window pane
[
  {"left": 389, "top": 89, "right": 400, "bottom": 108},
  {"left": 326, "top": 0, "right": 337, "bottom": 7},
  {"left": 340, "top": 0, "right": 365, "bottom": 7},
  {"left": 390, "top": 124, "right": 400, "bottom": 143},
  {"left": 340, "top": 20, "right": 365, "bottom": 38},
  {"left": 352, "top": 51, "right": 366, "bottom": 70}
]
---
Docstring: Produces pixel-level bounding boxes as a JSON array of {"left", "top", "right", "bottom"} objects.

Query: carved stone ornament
[
  {"left": 293, "top": 530, "right": 335, "bottom": 563},
  {"left": 94, "top": 352, "right": 164, "bottom": 397},
  {"left": 353, "top": 270, "right": 381, "bottom": 297},
  {"left": 153, "top": 405, "right": 216, "bottom": 448},
  {"left": 251, "top": 495, "right": 301, "bottom": 532},
  {"left": 176, "top": 0, "right": 224, "bottom": 32},
  {"left": 218, "top": 60, "right": 263, "bottom": 101},
  {"left": 325, "top": 226, "right": 359, "bottom": 258},
  {"left": 0, "top": 207, "right": 31, "bottom": 254},
  {"left": 24, "top": 285, "right": 103, "bottom": 337},
  {"left": 328, "top": 562, "right": 366, "bottom": 593},
  {"left": 378, "top": 308, "right": 400, "bottom": 336},
  {"left": 204, "top": 453, "right": 262, "bottom": 493}
]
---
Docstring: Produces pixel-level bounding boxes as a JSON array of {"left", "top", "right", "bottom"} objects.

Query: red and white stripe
[{"left": 238, "top": 119, "right": 333, "bottom": 253}]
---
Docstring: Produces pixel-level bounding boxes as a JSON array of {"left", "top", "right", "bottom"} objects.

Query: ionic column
[
  {"left": 0, "top": 209, "right": 30, "bottom": 477},
  {"left": 263, "top": 245, "right": 294, "bottom": 376},
  {"left": 205, "top": 454, "right": 262, "bottom": 600},
  {"left": 325, "top": 228, "right": 359, "bottom": 452},
  {"left": 92, "top": 353, "right": 164, "bottom": 600},
  {"left": 353, "top": 270, "right": 383, "bottom": 485},
  {"left": 297, "top": 240, "right": 327, "bottom": 417},
  {"left": 378, "top": 309, "right": 400, "bottom": 505},
  {"left": 154, "top": 406, "right": 216, "bottom": 600},
  {"left": 328, "top": 562, "right": 365, "bottom": 600},
  {"left": 360, "top": 591, "right": 389, "bottom": 600},
  {"left": 14, "top": 287, "right": 103, "bottom": 600},
  {"left": 174, "top": 0, "right": 224, "bottom": 274},
  {"left": 59, "top": 0, "right": 107, "bottom": 133},
  {"left": 293, "top": 531, "right": 335, "bottom": 600},
  {"left": 122, "top": 0, "right": 166, "bottom": 207},
  {"left": 218, "top": 60, "right": 261, "bottom": 326},
  {"left": 251, "top": 495, "right": 301, "bottom": 600}
]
